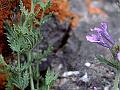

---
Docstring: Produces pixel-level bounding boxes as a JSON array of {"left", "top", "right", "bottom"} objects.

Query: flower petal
[
  {"left": 100, "top": 22, "right": 107, "bottom": 31},
  {"left": 86, "top": 34, "right": 100, "bottom": 42},
  {"left": 92, "top": 22, "right": 108, "bottom": 35},
  {"left": 99, "top": 22, "right": 109, "bottom": 35},
  {"left": 100, "top": 31, "right": 114, "bottom": 44},
  {"left": 117, "top": 52, "right": 120, "bottom": 61},
  {"left": 93, "top": 27, "right": 103, "bottom": 32}
]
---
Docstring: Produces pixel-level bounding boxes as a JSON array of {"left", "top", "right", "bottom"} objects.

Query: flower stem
[
  {"left": 114, "top": 72, "right": 120, "bottom": 90},
  {"left": 47, "top": 85, "right": 50, "bottom": 90},
  {"left": 36, "top": 62, "right": 39, "bottom": 90},
  {"left": 17, "top": 52, "right": 21, "bottom": 82},
  {"left": 31, "top": 0, "right": 34, "bottom": 13},
  {"left": 28, "top": 51, "right": 35, "bottom": 90}
]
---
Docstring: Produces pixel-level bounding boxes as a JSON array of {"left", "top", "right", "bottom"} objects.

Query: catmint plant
[
  {"left": 0, "top": 0, "right": 57, "bottom": 90},
  {"left": 86, "top": 22, "right": 115, "bottom": 48},
  {"left": 86, "top": 22, "right": 120, "bottom": 90}
]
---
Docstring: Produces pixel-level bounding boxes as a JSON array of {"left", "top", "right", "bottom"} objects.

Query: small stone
[
  {"left": 104, "top": 85, "right": 111, "bottom": 90},
  {"left": 80, "top": 72, "right": 90, "bottom": 82},
  {"left": 58, "top": 64, "right": 63, "bottom": 70},
  {"left": 85, "top": 62, "right": 91, "bottom": 67},
  {"left": 62, "top": 71, "right": 79, "bottom": 77}
]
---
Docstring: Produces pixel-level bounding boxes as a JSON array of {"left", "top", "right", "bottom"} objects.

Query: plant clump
[{"left": 0, "top": 0, "right": 80, "bottom": 59}]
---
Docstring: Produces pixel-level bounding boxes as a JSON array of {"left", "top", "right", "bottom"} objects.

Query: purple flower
[
  {"left": 117, "top": 52, "right": 120, "bottom": 61},
  {"left": 86, "top": 22, "right": 114, "bottom": 48}
]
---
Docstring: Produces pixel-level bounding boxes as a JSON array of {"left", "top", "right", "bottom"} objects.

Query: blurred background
[{"left": 0, "top": 0, "right": 120, "bottom": 90}]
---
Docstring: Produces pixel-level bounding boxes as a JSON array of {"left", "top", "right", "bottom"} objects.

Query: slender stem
[
  {"left": 31, "top": 0, "right": 34, "bottom": 13},
  {"left": 17, "top": 52, "right": 21, "bottom": 82},
  {"left": 31, "top": 10, "right": 45, "bottom": 51},
  {"left": 18, "top": 52, "right": 20, "bottom": 71},
  {"left": 114, "top": 72, "right": 120, "bottom": 90},
  {"left": 29, "top": 66, "right": 34, "bottom": 90},
  {"left": 36, "top": 62, "right": 39, "bottom": 90},
  {"left": 40, "top": 10, "right": 45, "bottom": 25},
  {"left": 47, "top": 85, "right": 50, "bottom": 90},
  {"left": 28, "top": 51, "right": 35, "bottom": 90}
]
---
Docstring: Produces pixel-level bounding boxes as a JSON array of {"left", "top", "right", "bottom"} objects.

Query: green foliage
[
  {"left": 6, "top": 75, "right": 14, "bottom": 90},
  {"left": 6, "top": 71, "right": 29, "bottom": 90},
  {"left": 40, "top": 13, "right": 53, "bottom": 24},
  {"left": 4, "top": 17, "right": 41, "bottom": 53},
  {"left": 32, "top": 46, "right": 53, "bottom": 81},
  {"left": 35, "top": 0, "right": 51, "bottom": 12},
  {"left": 33, "top": 45, "right": 53, "bottom": 62},
  {"left": 96, "top": 55, "right": 120, "bottom": 71},
  {"left": 13, "top": 71, "right": 29, "bottom": 90},
  {"left": 45, "top": 69, "right": 58, "bottom": 87},
  {"left": 0, "top": 55, "right": 9, "bottom": 73},
  {"left": 21, "top": 60, "right": 32, "bottom": 72},
  {"left": 0, "top": 55, "right": 5, "bottom": 65},
  {"left": 2, "top": 0, "right": 57, "bottom": 90},
  {"left": 39, "top": 69, "right": 58, "bottom": 90},
  {"left": 4, "top": 0, "right": 52, "bottom": 53},
  {"left": 96, "top": 54, "right": 120, "bottom": 89}
]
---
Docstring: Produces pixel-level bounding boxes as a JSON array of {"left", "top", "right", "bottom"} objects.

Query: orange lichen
[
  {"left": 0, "top": 73, "right": 7, "bottom": 89},
  {"left": 52, "top": 0, "right": 80, "bottom": 28},
  {"left": 0, "top": 0, "right": 19, "bottom": 89},
  {"left": 0, "top": 0, "right": 19, "bottom": 55},
  {"left": 22, "top": 0, "right": 80, "bottom": 28},
  {"left": 85, "top": 0, "right": 107, "bottom": 17}
]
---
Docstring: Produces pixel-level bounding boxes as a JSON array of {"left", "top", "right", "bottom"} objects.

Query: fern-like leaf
[{"left": 45, "top": 69, "right": 58, "bottom": 88}]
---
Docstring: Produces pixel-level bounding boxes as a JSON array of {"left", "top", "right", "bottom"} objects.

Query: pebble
[
  {"left": 62, "top": 71, "right": 79, "bottom": 77},
  {"left": 85, "top": 62, "right": 91, "bottom": 67}
]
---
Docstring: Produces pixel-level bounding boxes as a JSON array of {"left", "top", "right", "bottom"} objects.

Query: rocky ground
[{"left": 36, "top": 0, "right": 120, "bottom": 90}]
